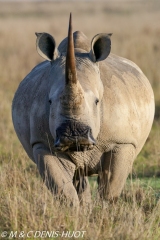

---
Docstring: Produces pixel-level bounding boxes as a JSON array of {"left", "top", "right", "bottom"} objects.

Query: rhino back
[{"left": 12, "top": 61, "right": 51, "bottom": 161}]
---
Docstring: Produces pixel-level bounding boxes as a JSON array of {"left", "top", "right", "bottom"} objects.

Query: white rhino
[{"left": 12, "top": 14, "right": 154, "bottom": 206}]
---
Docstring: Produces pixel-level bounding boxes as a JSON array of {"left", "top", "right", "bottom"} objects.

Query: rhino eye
[
  {"left": 95, "top": 99, "right": 99, "bottom": 105},
  {"left": 49, "top": 99, "right": 52, "bottom": 105}
]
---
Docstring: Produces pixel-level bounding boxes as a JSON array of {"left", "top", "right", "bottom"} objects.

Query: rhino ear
[
  {"left": 89, "top": 33, "right": 112, "bottom": 62},
  {"left": 35, "top": 32, "right": 59, "bottom": 61}
]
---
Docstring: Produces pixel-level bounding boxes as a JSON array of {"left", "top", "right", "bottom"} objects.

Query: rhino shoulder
[
  {"left": 13, "top": 60, "right": 51, "bottom": 109},
  {"left": 30, "top": 60, "right": 50, "bottom": 72},
  {"left": 100, "top": 53, "right": 153, "bottom": 91},
  {"left": 106, "top": 53, "right": 143, "bottom": 73}
]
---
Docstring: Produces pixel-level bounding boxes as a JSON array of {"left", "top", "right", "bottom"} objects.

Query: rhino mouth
[
  {"left": 54, "top": 137, "right": 95, "bottom": 152},
  {"left": 54, "top": 121, "right": 96, "bottom": 152}
]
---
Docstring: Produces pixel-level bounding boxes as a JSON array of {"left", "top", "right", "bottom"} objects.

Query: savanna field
[{"left": 0, "top": 1, "right": 160, "bottom": 239}]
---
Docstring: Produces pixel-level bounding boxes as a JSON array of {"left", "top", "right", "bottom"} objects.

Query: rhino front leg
[
  {"left": 33, "top": 143, "right": 79, "bottom": 207},
  {"left": 73, "top": 169, "right": 92, "bottom": 208},
  {"left": 98, "top": 144, "right": 135, "bottom": 201}
]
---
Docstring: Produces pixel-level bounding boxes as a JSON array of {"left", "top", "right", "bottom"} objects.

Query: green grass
[
  {"left": 90, "top": 176, "right": 160, "bottom": 193},
  {"left": 132, "top": 177, "right": 160, "bottom": 191},
  {"left": 133, "top": 121, "right": 160, "bottom": 178}
]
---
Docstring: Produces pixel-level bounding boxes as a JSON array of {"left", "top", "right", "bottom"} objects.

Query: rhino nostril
[
  {"left": 87, "top": 129, "right": 96, "bottom": 145},
  {"left": 54, "top": 138, "right": 61, "bottom": 148},
  {"left": 88, "top": 135, "right": 96, "bottom": 145}
]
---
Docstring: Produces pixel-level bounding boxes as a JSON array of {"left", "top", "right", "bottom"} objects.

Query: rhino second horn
[{"left": 65, "top": 13, "right": 77, "bottom": 85}]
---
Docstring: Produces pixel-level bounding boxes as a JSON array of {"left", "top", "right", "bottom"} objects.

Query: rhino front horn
[{"left": 65, "top": 13, "right": 77, "bottom": 85}]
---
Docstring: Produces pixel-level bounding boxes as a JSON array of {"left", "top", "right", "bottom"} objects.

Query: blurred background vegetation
[{"left": 0, "top": 2, "right": 160, "bottom": 239}]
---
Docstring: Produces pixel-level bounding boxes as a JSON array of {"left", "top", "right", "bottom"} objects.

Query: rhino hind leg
[
  {"left": 33, "top": 143, "right": 79, "bottom": 207},
  {"left": 98, "top": 144, "right": 136, "bottom": 201}
]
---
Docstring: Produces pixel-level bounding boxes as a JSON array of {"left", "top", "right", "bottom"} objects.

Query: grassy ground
[{"left": 0, "top": 1, "right": 160, "bottom": 239}]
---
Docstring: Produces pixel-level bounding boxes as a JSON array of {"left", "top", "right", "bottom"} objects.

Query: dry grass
[
  {"left": 0, "top": 151, "right": 160, "bottom": 240},
  {"left": 0, "top": 1, "right": 160, "bottom": 239}
]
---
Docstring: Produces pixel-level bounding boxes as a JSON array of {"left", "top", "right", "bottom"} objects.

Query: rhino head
[{"left": 35, "top": 14, "right": 111, "bottom": 152}]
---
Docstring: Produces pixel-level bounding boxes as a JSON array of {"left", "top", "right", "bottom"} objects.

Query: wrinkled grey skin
[{"left": 12, "top": 20, "right": 154, "bottom": 207}]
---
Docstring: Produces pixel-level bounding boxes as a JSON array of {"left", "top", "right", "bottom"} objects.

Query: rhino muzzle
[{"left": 54, "top": 121, "right": 96, "bottom": 152}]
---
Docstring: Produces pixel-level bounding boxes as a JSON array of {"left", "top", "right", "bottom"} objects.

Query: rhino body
[{"left": 12, "top": 15, "right": 154, "bottom": 206}]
